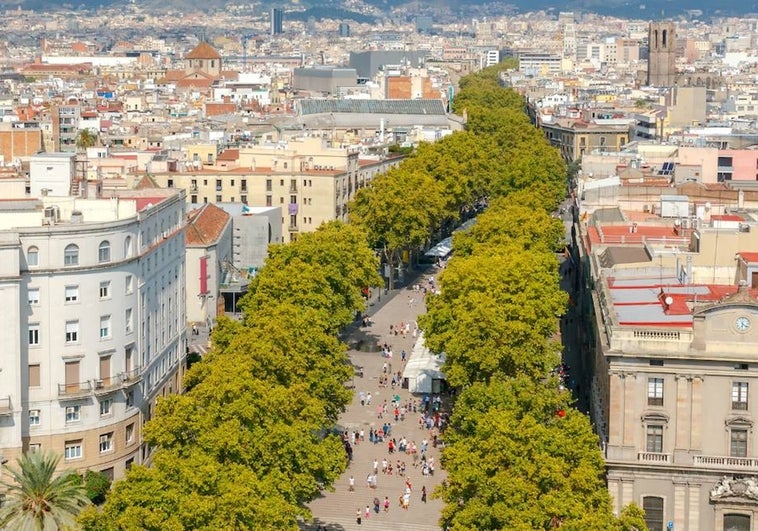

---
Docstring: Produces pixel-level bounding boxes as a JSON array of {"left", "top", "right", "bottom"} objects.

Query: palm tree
[
  {"left": 74, "top": 129, "right": 97, "bottom": 151},
  {"left": 0, "top": 451, "right": 91, "bottom": 530}
]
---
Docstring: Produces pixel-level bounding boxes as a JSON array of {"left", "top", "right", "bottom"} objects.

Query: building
[
  {"left": 648, "top": 21, "right": 677, "bottom": 87},
  {"left": 582, "top": 211, "right": 758, "bottom": 531},
  {"left": 0, "top": 122, "right": 43, "bottom": 164},
  {"left": 538, "top": 115, "right": 632, "bottom": 161},
  {"left": 293, "top": 67, "right": 358, "bottom": 95},
  {"left": 185, "top": 203, "right": 232, "bottom": 326},
  {"left": 51, "top": 103, "right": 81, "bottom": 153},
  {"left": 518, "top": 52, "right": 562, "bottom": 76},
  {"left": 270, "top": 8, "right": 283, "bottom": 35},
  {"left": 0, "top": 183, "right": 187, "bottom": 481},
  {"left": 338, "top": 23, "right": 350, "bottom": 38}
]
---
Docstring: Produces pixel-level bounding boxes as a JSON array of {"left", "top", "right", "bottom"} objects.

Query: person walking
[
  {"left": 365, "top": 505, "right": 370, "bottom": 520},
  {"left": 356, "top": 508, "right": 362, "bottom": 525},
  {"left": 384, "top": 496, "right": 390, "bottom": 512},
  {"left": 349, "top": 475, "right": 355, "bottom": 492},
  {"left": 421, "top": 485, "right": 427, "bottom": 503}
]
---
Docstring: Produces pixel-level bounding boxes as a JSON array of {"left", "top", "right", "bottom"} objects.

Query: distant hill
[{"left": 6, "top": 0, "right": 758, "bottom": 18}]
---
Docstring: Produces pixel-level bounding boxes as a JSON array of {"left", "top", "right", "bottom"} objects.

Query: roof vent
[{"left": 70, "top": 210, "right": 83, "bottom": 223}]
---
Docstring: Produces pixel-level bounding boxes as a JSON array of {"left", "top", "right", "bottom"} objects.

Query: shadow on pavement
[{"left": 300, "top": 518, "right": 347, "bottom": 531}]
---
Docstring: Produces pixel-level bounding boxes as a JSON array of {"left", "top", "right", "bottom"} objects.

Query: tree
[
  {"left": 350, "top": 166, "right": 446, "bottom": 288},
  {"left": 77, "top": 470, "right": 111, "bottom": 505},
  {"left": 0, "top": 451, "right": 91, "bottom": 530},
  {"left": 75, "top": 129, "right": 97, "bottom": 151},
  {"left": 437, "top": 378, "right": 620, "bottom": 530},
  {"left": 420, "top": 247, "right": 567, "bottom": 386}
]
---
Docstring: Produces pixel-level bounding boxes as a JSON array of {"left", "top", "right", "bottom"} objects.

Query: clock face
[{"left": 736, "top": 317, "right": 751, "bottom": 332}]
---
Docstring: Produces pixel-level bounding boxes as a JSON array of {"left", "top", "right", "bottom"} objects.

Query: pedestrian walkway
[{"left": 302, "top": 266, "right": 447, "bottom": 531}]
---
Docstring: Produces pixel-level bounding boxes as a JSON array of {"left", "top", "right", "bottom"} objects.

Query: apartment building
[
  {"left": 583, "top": 212, "right": 758, "bottom": 531},
  {"left": 147, "top": 137, "right": 403, "bottom": 240},
  {"left": 0, "top": 183, "right": 187, "bottom": 481}
]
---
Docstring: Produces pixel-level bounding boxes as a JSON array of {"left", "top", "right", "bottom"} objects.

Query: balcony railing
[
  {"left": 288, "top": 224, "right": 299, "bottom": 232},
  {"left": 694, "top": 455, "right": 758, "bottom": 468},
  {"left": 638, "top": 451, "right": 671, "bottom": 463},
  {"left": 289, "top": 186, "right": 297, "bottom": 193},
  {"left": 119, "top": 368, "right": 142, "bottom": 386},
  {"left": 94, "top": 376, "right": 121, "bottom": 394},
  {"left": 58, "top": 381, "right": 93, "bottom": 398},
  {"left": 0, "top": 396, "right": 11, "bottom": 415}
]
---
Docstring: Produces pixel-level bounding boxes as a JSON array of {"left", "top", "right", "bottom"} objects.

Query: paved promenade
[{"left": 302, "top": 266, "right": 447, "bottom": 531}]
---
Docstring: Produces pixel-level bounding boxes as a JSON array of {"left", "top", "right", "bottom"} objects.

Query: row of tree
[
  {"left": 412, "top": 65, "right": 648, "bottom": 529},
  {"left": 79, "top": 222, "right": 381, "bottom": 529}
]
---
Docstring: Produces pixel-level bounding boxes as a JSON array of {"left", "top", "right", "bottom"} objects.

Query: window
[
  {"left": 241, "top": 195, "right": 247, "bottom": 204},
  {"left": 98, "top": 241, "right": 111, "bottom": 263},
  {"left": 266, "top": 195, "right": 272, "bottom": 207},
  {"left": 99, "top": 399, "right": 112, "bottom": 416},
  {"left": 27, "top": 246, "right": 39, "bottom": 266},
  {"left": 29, "top": 443, "right": 41, "bottom": 453},
  {"left": 125, "top": 423, "right": 135, "bottom": 444},
  {"left": 29, "top": 409, "right": 40, "bottom": 426},
  {"left": 28, "top": 288, "right": 39, "bottom": 305},
  {"left": 731, "top": 429, "right": 749, "bottom": 457},
  {"left": 125, "top": 308, "right": 133, "bottom": 333},
  {"left": 126, "top": 390, "right": 134, "bottom": 408},
  {"left": 216, "top": 195, "right": 222, "bottom": 202},
  {"left": 124, "top": 236, "right": 132, "bottom": 258},
  {"left": 215, "top": 179, "right": 222, "bottom": 191},
  {"left": 65, "top": 321, "right": 79, "bottom": 343},
  {"left": 266, "top": 179, "right": 272, "bottom": 191},
  {"left": 65, "top": 285, "right": 79, "bottom": 302},
  {"left": 724, "top": 514, "right": 751, "bottom": 531},
  {"left": 64, "top": 440, "right": 83, "bottom": 460},
  {"left": 100, "top": 315, "right": 111, "bottom": 339},
  {"left": 64, "top": 244, "right": 79, "bottom": 266},
  {"left": 191, "top": 195, "right": 198, "bottom": 204},
  {"left": 65, "top": 405, "right": 81, "bottom": 423},
  {"left": 125, "top": 275, "right": 133, "bottom": 294},
  {"left": 99, "top": 281, "right": 110, "bottom": 299},
  {"left": 733, "top": 382, "right": 749, "bottom": 410},
  {"left": 649, "top": 359, "right": 664, "bottom": 366},
  {"left": 99, "top": 432, "right": 113, "bottom": 453},
  {"left": 28, "top": 324, "right": 40, "bottom": 346},
  {"left": 28, "top": 364, "right": 40, "bottom": 387},
  {"left": 642, "top": 496, "right": 664, "bottom": 531},
  {"left": 648, "top": 378, "right": 664, "bottom": 406},
  {"left": 646, "top": 425, "right": 664, "bottom": 453}
]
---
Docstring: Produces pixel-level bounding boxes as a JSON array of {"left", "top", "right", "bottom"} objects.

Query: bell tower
[{"left": 647, "top": 21, "right": 677, "bottom": 87}]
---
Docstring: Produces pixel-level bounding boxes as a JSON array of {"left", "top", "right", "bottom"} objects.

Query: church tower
[{"left": 647, "top": 21, "right": 676, "bottom": 87}]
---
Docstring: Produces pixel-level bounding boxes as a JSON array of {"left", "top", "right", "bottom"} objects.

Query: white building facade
[{"left": 0, "top": 190, "right": 186, "bottom": 480}]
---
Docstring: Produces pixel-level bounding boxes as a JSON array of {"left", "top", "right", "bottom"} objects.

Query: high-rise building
[
  {"left": 270, "top": 8, "right": 283, "bottom": 35},
  {"left": 647, "top": 21, "right": 677, "bottom": 87}
]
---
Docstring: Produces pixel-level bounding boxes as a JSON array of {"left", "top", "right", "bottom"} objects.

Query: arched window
[
  {"left": 124, "top": 236, "right": 132, "bottom": 258},
  {"left": 98, "top": 241, "right": 111, "bottom": 263},
  {"left": 642, "top": 496, "right": 664, "bottom": 531},
  {"left": 64, "top": 244, "right": 79, "bottom": 266},
  {"left": 27, "top": 246, "right": 39, "bottom": 266}
]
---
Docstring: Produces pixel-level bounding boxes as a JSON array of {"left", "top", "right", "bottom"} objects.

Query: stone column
[
  {"left": 675, "top": 375, "right": 690, "bottom": 451},
  {"left": 621, "top": 478, "right": 634, "bottom": 509},
  {"left": 607, "top": 478, "right": 621, "bottom": 516},
  {"left": 690, "top": 377, "right": 703, "bottom": 450},
  {"left": 674, "top": 481, "right": 687, "bottom": 530},
  {"left": 687, "top": 483, "right": 700, "bottom": 531},
  {"left": 623, "top": 372, "right": 636, "bottom": 447},
  {"left": 609, "top": 372, "right": 624, "bottom": 446}
]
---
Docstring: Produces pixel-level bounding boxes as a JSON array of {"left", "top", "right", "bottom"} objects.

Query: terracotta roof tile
[
  {"left": 186, "top": 203, "right": 230, "bottom": 246},
  {"left": 185, "top": 42, "right": 221, "bottom": 60}
]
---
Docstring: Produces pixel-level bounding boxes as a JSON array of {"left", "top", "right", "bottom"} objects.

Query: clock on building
[{"left": 736, "top": 316, "right": 751, "bottom": 332}]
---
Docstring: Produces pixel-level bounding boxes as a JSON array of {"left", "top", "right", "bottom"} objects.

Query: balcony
[
  {"left": 289, "top": 186, "right": 298, "bottom": 193},
  {"left": 288, "top": 224, "right": 299, "bottom": 232},
  {"left": 58, "top": 381, "right": 93, "bottom": 399},
  {"left": 93, "top": 375, "right": 122, "bottom": 395},
  {"left": 0, "top": 396, "right": 11, "bottom": 416},
  {"left": 189, "top": 184, "right": 198, "bottom": 192},
  {"left": 693, "top": 455, "right": 758, "bottom": 469},
  {"left": 638, "top": 451, "right": 671, "bottom": 463},
  {"left": 119, "top": 368, "right": 142, "bottom": 386}
]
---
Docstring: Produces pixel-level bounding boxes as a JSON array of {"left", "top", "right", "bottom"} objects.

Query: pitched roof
[
  {"left": 134, "top": 174, "right": 161, "bottom": 189},
  {"left": 185, "top": 42, "right": 221, "bottom": 60},
  {"left": 186, "top": 203, "right": 230, "bottom": 246}
]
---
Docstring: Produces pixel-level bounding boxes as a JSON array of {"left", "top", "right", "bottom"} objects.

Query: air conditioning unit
[
  {"left": 94, "top": 379, "right": 104, "bottom": 389},
  {"left": 162, "top": 231, "right": 169, "bottom": 239}
]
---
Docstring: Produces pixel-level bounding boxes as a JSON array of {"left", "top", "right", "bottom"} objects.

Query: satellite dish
[
  {"left": 705, "top": 202, "right": 711, "bottom": 210},
  {"left": 664, "top": 296, "right": 674, "bottom": 306},
  {"left": 674, "top": 219, "right": 681, "bottom": 226}
]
